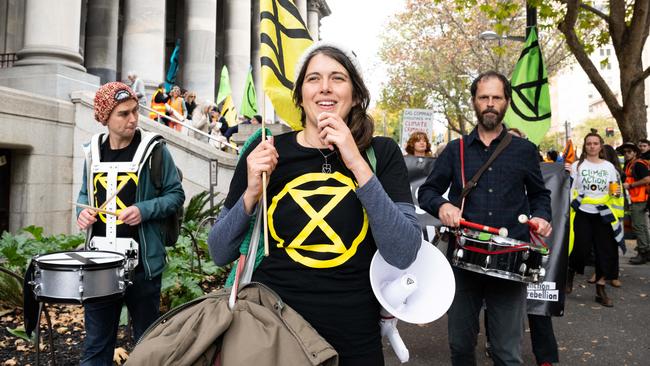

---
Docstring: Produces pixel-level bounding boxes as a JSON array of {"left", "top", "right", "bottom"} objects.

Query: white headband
[{"left": 293, "top": 41, "right": 363, "bottom": 84}]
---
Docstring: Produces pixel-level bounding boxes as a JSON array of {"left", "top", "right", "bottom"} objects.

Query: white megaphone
[{"left": 370, "top": 239, "right": 456, "bottom": 362}]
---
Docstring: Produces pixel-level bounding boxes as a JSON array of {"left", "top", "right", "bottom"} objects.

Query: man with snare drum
[
  {"left": 418, "top": 71, "right": 552, "bottom": 366},
  {"left": 76, "top": 82, "right": 184, "bottom": 365}
]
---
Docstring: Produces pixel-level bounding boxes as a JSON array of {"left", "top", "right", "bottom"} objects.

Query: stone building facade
[{"left": 0, "top": 0, "right": 330, "bottom": 234}]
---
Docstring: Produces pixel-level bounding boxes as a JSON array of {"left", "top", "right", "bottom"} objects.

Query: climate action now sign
[{"left": 400, "top": 109, "right": 434, "bottom": 149}]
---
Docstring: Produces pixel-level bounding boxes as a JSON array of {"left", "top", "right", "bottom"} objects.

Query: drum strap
[{"left": 459, "top": 133, "right": 512, "bottom": 212}]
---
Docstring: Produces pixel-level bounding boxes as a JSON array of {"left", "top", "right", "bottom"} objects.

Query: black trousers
[
  {"left": 569, "top": 210, "right": 619, "bottom": 279},
  {"left": 485, "top": 313, "right": 559, "bottom": 364},
  {"left": 528, "top": 314, "right": 559, "bottom": 364}
]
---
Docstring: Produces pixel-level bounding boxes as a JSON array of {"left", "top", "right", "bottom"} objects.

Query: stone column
[
  {"left": 307, "top": 0, "right": 320, "bottom": 41},
  {"left": 14, "top": 0, "right": 85, "bottom": 71},
  {"left": 295, "top": 0, "right": 308, "bottom": 24},
  {"left": 0, "top": 0, "right": 99, "bottom": 99},
  {"left": 121, "top": 0, "right": 166, "bottom": 94},
  {"left": 251, "top": 0, "right": 263, "bottom": 114},
  {"left": 182, "top": 0, "right": 217, "bottom": 102},
  {"left": 85, "top": 0, "right": 119, "bottom": 84},
  {"left": 224, "top": 0, "right": 251, "bottom": 110}
]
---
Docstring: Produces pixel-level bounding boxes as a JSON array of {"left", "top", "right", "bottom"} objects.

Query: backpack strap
[
  {"left": 150, "top": 142, "right": 164, "bottom": 191},
  {"left": 365, "top": 144, "right": 377, "bottom": 173}
]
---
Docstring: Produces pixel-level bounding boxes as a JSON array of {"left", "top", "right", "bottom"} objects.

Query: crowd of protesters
[{"left": 127, "top": 73, "right": 267, "bottom": 153}]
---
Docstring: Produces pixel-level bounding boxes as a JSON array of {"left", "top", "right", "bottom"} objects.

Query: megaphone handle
[{"left": 387, "top": 326, "right": 410, "bottom": 363}]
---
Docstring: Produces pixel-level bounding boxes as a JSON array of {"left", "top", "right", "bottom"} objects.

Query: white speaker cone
[{"left": 370, "top": 240, "right": 455, "bottom": 324}]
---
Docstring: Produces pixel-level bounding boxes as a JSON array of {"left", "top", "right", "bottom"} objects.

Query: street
[{"left": 383, "top": 244, "right": 650, "bottom": 365}]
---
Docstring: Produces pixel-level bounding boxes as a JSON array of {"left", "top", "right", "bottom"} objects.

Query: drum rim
[
  {"left": 452, "top": 261, "right": 543, "bottom": 283},
  {"left": 34, "top": 291, "right": 125, "bottom": 304},
  {"left": 458, "top": 231, "right": 548, "bottom": 253},
  {"left": 34, "top": 250, "right": 125, "bottom": 271}
]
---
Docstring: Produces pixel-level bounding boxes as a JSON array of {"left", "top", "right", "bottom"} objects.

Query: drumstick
[
  {"left": 518, "top": 214, "right": 539, "bottom": 231},
  {"left": 98, "top": 182, "right": 126, "bottom": 211},
  {"left": 71, "top": 201, "right": 119, "bottom": 216},
  {"left": 459, "top": 219, "right": 508, "bottom": 237}
]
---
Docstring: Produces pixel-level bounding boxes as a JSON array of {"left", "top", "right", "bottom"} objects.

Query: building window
[
  {"left": 588, "top": 94, "right": 593, "bottom": 99},
  {"left": 606, "top": 49, "right": 611, "bottom": 56},
  {"left": 600, "top": 48, "right": 604, "bottom": 56}
]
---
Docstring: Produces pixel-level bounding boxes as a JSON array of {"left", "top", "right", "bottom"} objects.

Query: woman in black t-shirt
[{"left": 208, "top": 42, "right": 421, "bottom": 365}]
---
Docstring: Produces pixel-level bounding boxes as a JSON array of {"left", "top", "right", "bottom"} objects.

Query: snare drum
[
  {"left": 32, "top": 250, "right": 127, "bottom": 304},
  {"left": 451, "top": 228, "right": 548, "bottom": 283}
]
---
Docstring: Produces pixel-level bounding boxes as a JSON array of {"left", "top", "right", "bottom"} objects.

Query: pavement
[{"left": 382, "top": 241, "right": 650, "bottom": 365}]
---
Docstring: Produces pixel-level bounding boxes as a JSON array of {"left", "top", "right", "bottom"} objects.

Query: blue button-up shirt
[{"left": 418, "top": 126, "right": 551, "bottom": 242}]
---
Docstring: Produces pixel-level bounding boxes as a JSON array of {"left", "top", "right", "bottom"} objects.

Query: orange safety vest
[
  {"left": 625, "top": 158, "right": 650, "bottom": 203},
  {"left": 168, "top": 97, "right": 185, "bottom": 116},
  {"left": 149, "top": 89, "right": 167, "bottom": 120}
]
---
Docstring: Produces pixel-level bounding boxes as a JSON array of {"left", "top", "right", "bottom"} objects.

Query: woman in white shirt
[{"left": 567, "top": 133, "right": 620, "bottom": 307}]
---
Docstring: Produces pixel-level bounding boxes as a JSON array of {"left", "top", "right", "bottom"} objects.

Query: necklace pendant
[{"left": 322, "top": 163, "right": 332, "bottom": 174}]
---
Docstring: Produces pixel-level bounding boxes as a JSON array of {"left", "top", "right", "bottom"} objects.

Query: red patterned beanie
[{"left": 94, "top": 82, "right": 138, "bottom": 125}]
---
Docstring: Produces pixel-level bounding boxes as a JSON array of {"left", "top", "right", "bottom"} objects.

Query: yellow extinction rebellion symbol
[
  {"left": 268, "top": 172, "right": 369, "bottom": 268},
  {"left": 93, "top": 173, "right": 137, "bottom": 224}
]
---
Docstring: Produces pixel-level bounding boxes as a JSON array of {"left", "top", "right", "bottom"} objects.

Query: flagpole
[{"left": 261, "top": 94, "right": 269, "bottom": 257}]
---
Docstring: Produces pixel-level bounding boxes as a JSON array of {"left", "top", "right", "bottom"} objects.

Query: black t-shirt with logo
[
  {"left": 225, "top": 131, "right": 412, "bottom": 357},
  {"left": 91, "top": 131, "right": 141, "bottom": 243}
]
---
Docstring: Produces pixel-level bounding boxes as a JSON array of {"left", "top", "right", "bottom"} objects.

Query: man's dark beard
[{"left": 474, "top": 105, "right": 505, "bottom": 131}]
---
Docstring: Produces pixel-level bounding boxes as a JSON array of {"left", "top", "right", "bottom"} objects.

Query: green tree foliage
[
  {"left": 379, "top": 0, "right": 570, "bottom": 135},
  {"left": 443, "top": 0, "right": 650, "bottom": 142},
  {"left": 573, "top": 117, "right": 622, "bottom": 147},
  {"left": 538, "top": 130, "right": 566, "bottom": 152},
  {"left": 369, "top": 105, "right": 402, "bottom": 141}
]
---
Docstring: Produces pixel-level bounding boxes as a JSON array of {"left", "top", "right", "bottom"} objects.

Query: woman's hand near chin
[{"left": 317, "top": 112, "right": 373, "bottom": 185}]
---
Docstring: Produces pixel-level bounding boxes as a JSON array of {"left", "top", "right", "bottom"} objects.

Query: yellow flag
[
  {"left": 220, "top": 95, "right": 238, "bottom": 127},
  {"left": 260, "top": 0, "right": 313, "bottom": 130}
]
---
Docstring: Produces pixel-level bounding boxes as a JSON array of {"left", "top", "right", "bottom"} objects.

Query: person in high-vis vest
[
  {"left": 149, "top": 83, "right": 169, "bottom": 123},
  {"left": 567, "top": 133, "right": 623, "bottom": 308},
  {"left": 167, "top": 85, "right": 186, "bottom": 132},
  {"left": 617, "top": 142, "right": 650, "bottom": 264}
]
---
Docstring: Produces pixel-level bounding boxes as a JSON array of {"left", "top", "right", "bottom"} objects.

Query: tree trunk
[
  {"left": 618, "top": 84, "right": 648, "bottom": 142},
  {"left": 618, "top": 59, "right": 648, "bottom": 142}
]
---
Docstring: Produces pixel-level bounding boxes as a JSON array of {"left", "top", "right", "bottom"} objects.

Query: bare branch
[
  {"left": 609, "top": 0, "right": 627, "bottom": 48},
  {"left": 558, "top": 0, "right": 623, "bottom": 118},
  {"left": 626, "top": 0, "right": 650, "bottom": 54},
  {"left": 579, "top": 2, "right": 610, "bottom": 22},
  {"left": 631, "top": 66, "right": 650, "bottom": 89}
]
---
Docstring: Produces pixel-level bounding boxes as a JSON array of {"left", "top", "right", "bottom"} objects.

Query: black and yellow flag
[
  {"left": 217, "top": 65, "right": 238, "bottom": 127},
  {"left": 260, "top": 0, "right": 313, "bottom": 130}
]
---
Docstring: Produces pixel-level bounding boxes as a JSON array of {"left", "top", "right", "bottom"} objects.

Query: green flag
[
  {"left": 217, "top": 65, "right": 232, "bottom": 105},
  {"left": 504, "top": 27, "right": 551, "bottom": 145},
  {"left": 240, "top": 67, "right": 259, "bottom": 118}
]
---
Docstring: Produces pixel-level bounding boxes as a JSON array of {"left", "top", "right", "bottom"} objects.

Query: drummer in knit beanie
[
  {"left": 77, "top": 81, "right": 185, "bottom": 365},
  {"left": 93, "top": 81, "right": 139, "bottom": 125}
]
